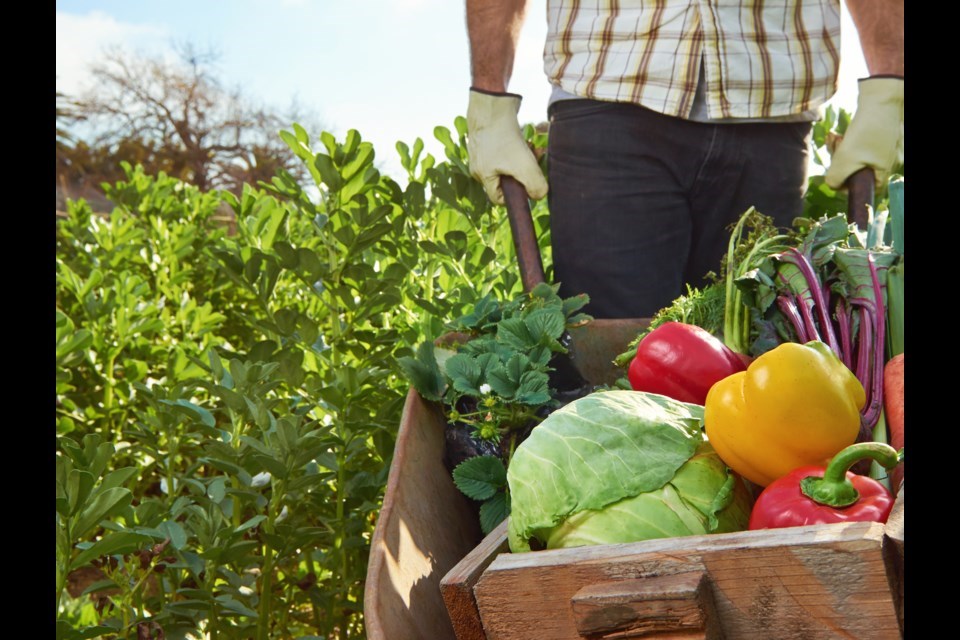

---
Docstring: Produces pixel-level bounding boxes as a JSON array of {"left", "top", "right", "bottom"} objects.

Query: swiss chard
[{"left": 734, "top": 209, "right": 901, "bottom": 443}]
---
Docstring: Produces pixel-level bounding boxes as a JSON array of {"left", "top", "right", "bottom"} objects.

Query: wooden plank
[
  {"left": 363, "top": 388, "right": 483, "bottom": 640},
  {"left": 571, "top": 572, "right": 723, "bottom": 639},
  {"left": 883, "top": 486, "right": 905, "bottom": 635},
  {"left": 473, "top": 522, "right": 901, "bottom": 640},
  {"left": 441, "top": 519, "right": 510, "bottom": 640}
]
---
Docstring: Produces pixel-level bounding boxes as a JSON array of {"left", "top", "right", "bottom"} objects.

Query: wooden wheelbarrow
[{"left": 364, "top": 170, "right": 902, "bottom": 639}]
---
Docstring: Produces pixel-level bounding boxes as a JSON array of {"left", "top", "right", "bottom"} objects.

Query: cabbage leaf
[{"left": 507, "top": 390, "right": 709, "bottom": 552}]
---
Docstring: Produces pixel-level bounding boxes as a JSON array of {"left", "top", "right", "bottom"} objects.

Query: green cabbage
[{"left": 506, "top": 390, "right": 753, "bottom": 552}]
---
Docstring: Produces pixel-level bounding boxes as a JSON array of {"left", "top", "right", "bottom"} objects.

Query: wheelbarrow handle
[
  {"left": 501, "top": 175, "right": 547, "bottom": 293},
  {"left": 846, "top": 167, "right": 875, "bottom": 231}
]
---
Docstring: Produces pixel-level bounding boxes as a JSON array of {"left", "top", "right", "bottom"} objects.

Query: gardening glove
[
  {"left": 466, "top": 88, "right": 548, "bottom": 205},
  {"left": 825, "top": 76, "right": 904, "bottom": 190}
]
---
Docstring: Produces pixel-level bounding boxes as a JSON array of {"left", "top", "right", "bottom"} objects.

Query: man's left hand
[{"left": 825, "top": 77, "right": 903, "bottom": 190}]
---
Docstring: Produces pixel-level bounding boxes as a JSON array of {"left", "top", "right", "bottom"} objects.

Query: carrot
[{"left": 884, "top": 353, "right": 904, "bottom": 494}]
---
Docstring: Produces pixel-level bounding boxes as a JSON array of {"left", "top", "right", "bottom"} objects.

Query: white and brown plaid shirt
[{"left": 544, "top": 0, "right": 842, "bottom": 120}]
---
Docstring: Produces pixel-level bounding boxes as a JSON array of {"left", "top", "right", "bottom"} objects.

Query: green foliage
[
  {"left": 452, "top": 455, "right": 510, "bottom": 535},
  {"left": 400, "top": 282, "right": 590, "bottom": 443},
  {"left": 56, "top": 119, "right": 548, "bottom": 639}
]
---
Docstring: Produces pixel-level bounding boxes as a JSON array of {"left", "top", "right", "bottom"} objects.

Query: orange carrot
[{"left": 884, "top": 353, "right": 904, "bottom": 494}]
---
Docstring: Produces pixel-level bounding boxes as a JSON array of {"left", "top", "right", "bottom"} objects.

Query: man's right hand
[{"left": 466, "top": 89, "right": 548, "bottom": 205}]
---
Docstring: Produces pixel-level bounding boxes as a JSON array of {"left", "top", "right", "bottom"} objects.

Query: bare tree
[{"left": 60, "top": 42, "right": 322, "bottom": 199}]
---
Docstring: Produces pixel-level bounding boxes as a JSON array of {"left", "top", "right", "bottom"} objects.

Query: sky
[{"left": 56, "top": 0, "right": 868, "bottom": 181}]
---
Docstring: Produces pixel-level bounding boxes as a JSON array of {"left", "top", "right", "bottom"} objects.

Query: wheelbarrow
[{"left": 363, "top": 169, "right": 902, "bottom": 639}]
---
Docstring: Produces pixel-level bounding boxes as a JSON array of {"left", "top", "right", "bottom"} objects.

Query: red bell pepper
[
  {"left": 748, "top": 442, "right": 903, "bottom": 530},
  {"left": 627, "top": 322, "right": 746, "bottom": 405}
]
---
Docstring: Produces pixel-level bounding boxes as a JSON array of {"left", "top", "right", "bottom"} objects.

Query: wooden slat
[
  {"left": 473, "top": 522, "right": 900, "bottom": 640},
  {"left": 363, "top": 388, "right": 483, "bottom": 640},
  {"left": 571, "top": 572, "right": 723, "bottom": 639},
  {"left": 883, "top": 486, "right": 905, "bottom": 635},
  {"left": 440, "top": 520, "right": 510, "bottom": 640}
]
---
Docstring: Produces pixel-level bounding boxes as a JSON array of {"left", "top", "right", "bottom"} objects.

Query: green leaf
[
  {"left": 444, "top": 353, "right": 483, "bottom": 396},
  {"left": 215, "top": 595, "right": 259, "bottom": 618},
  {"left": 350, "top": 221, "right": 392, "bottom": 255},
  {"left": 298, "top": 247, "right": 324, "bottom": 281},
  {"left": 254, "top": 453, "right": 288, "bottom": 479},
  {"left": 56, "top": 328, "right": 92, "bottom": 362},
  {"left": 452, "top": 455, "right": 507, "bottom": 501},
  {"left": 207, "top": 477, "right": 227, "bottom": 503},
  {"left": 73, "top": 487, "right": 132, "bottom": 540},
  {"left": 56, "top": 622, "right": 116, "bottom": 640},
  {"left": 157, "top": 520, "right": 188, "bottom": 550},
  {"left": 72, "top": 530, "right": 153, "bottom": 568},
  {"left": 479, "top": 491, "right": 510, "bottom": 535},
  {"left": 342, "top": 164, "right": 379, "bottom": 204},
  {"left": 159, "top": 399, "right": 216, "bottom": 429},
  {"left": 485, "top": 361, "right": 517, "bottom": 398},
  {"left": 99, "top": 467, "right": 139, "bottom": 493},
  {"left": 65, "top": 469, "right": 96, "bottom": 517},
  {"left": 256, "top": 205, "right": 288, "bottom": 250},
  {"left": 497, "top": 317, "right": 536, "bottom": 351},
  {"left": 397, "top": 341, "right": 445, "bottom": 401},
  {"left": 444, "top": 230, "right": 468, "bottom": 259},
  {"left": 888, "top": 178, "right": 904, "bottom": 254},
  {"left": 275, "top": 308, "right": 299, "bottom": 335},
  {"left": 235, "top": 515, "right": 267, "bottom": 533},
  {"left": 524, "top": 308, "right": 566, "bottom": 344},
  {"left": 274, "top": 240, "right": 299, "bottom": 268},
  {"left": 515, "top": 370, "right": 551, "bottom": 405},
  {"left": 80, "top": 579, "right": 119, "bottom": 596},
  {"left": 313, "top": 154, "right": 343, "bottom": 191}
]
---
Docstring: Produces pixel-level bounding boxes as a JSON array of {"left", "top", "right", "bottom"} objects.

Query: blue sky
[{"left": 56, "top": 0, "right": 867, "bottom": 181}]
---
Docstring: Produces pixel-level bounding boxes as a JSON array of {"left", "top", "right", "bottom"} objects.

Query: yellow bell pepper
[{"left": 704, "top": 340, "right": 865, "bottom": 487}]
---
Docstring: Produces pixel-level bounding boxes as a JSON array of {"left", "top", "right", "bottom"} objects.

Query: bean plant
[{"left": 56, "top": 119, "right": 551, "bottom": 639}]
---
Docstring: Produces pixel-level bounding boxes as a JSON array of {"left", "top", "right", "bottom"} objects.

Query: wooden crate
[
  {"left": 444, "top": 490, "right": 904, "bottom": 639},
  {"left": 364, "top": 318, "right": 905, "bottom": 639}
]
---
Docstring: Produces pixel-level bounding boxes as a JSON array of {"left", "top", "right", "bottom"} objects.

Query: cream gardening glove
[
  {"left": 825, "top": 77, "right": 904, "bottom": 190},
  {"left": 466, "top": 89, "right": 548, "bottom": 205}
]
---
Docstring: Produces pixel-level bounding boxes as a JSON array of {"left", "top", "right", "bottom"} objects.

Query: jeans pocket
[{"left": 548, "top": 99, "right": 621, "bottom": 124}]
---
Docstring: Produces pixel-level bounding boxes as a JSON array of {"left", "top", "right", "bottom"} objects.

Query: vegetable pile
[
  {"left": 506, "top": 390, "right": 753, "bottom": 552},
  {"left": 403, "top": 178, "right": 904, "bottom": 550},
  {"left": 704, "top": 340, "right": 864, "bottom": 488}
]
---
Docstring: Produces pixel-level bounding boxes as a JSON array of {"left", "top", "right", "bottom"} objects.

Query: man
[{"left": 465, "top": 0, "right": 903, "bottom": 318}]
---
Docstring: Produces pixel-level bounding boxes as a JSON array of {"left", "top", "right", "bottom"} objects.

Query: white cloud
[{"left": 56, "top": 10, "right": 168, "bottom": 96}]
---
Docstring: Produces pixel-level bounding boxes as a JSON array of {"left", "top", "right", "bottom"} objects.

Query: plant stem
[
  {"left": 55, "top": 531, "right": 69, "bottom": 616},
  {"left": 334, "top": 440, "right": 348, "bottom": 633},
  {"left": 869, "top": 409, "right": 892, "bottom": 491},
  {"left": 722, "top": 208, "right": 750, "bottom": 352},
  {"left": 257, "top": 481, "right": 284, "bottom": 640},
  {"left": 230, "top": 408, "right": 244, "bottom": 528}
]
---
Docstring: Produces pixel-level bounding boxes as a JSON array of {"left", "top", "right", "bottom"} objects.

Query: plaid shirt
[{"left": 544, "top": 0, "right": 842, "bottom": 120}]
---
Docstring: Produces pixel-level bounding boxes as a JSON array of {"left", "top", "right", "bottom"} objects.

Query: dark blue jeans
[{"left": 547, "top": 99, "right": 812, "bottom": 319}]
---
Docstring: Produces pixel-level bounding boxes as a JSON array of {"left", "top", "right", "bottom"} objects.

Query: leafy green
[
  {"left": 506, "top": 390, "right": 752, "bottom": 552},
  {"left": 452, "top": 456, "right": 510, "bottom": 534},
  {"left": 613, "top": 282, "right": 726, "bottom": 368},
  {"left": 452, "top": 455, "right": 507, "bottom": 502},
  {"left": 402, "top": 282, "right": 592, "bottom": 443}
]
